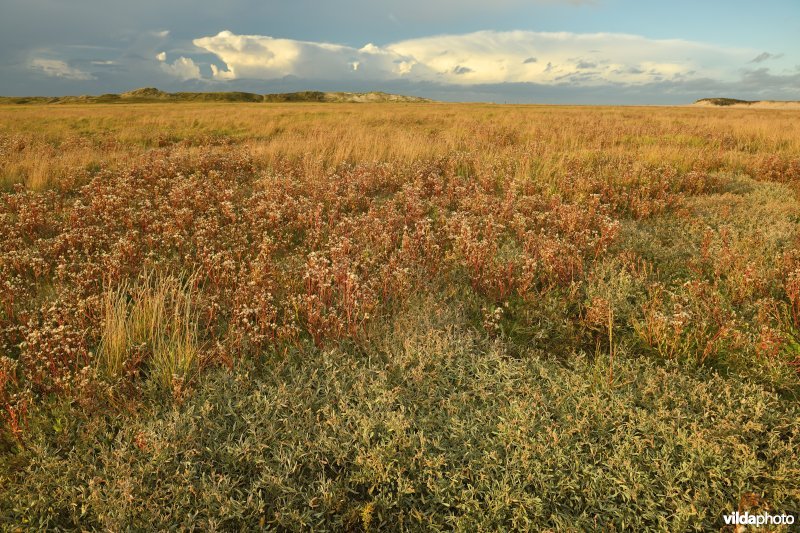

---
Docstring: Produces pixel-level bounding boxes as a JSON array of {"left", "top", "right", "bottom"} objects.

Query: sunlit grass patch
[{"left": 99, "top": 273, "right": 199, "bottom": 389}]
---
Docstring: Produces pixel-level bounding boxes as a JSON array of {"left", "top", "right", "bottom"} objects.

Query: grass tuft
[{"left": 98, "top": 273, "right": 199, "bottom": 388}]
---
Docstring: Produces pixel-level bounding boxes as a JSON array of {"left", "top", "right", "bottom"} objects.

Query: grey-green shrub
[{"left": 3, "top": 310, "right": 798, "bottom": 531}]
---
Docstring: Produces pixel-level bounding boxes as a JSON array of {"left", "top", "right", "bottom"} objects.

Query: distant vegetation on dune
[
  {"left": 695, "top": 98, "right": 757, "bottom": 106},
  {"left": 695, "top": 97, "right": 800, "bottom": 108},
  {"left": 0, "top": 87, "right": 433, "bottom": 104}
]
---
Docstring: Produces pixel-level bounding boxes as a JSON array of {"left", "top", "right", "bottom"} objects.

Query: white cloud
[
  {"left": 193, "top": 30, "right": 754, "bottom": 86},
  {"left": 209, "top": 63, "right": 236, "bottom": 80},
  {"left": 160, "top": 56, "right": 201, "bottom": 80},
  {"left": 156, "top": 51, "right": 167, "bottom": 62},
  {"left": 30, "top": 58, "right": 94, "bottom": 80},
  {"left": 194, "top": 31, "right": 418, "bottom": 81}
]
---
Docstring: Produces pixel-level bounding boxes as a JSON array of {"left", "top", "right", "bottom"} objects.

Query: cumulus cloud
[
  {"left": 30, "top": 58, "right": 94, "bottom": 80},
  {"left": 193, "top": 31, "right": 421, "bottom": 81},
  {"left": 160, "top": 56, "right": 201, "bottom": 80},
  {"left": 193, "top": 30, "right": 754, "bottom": 86}
]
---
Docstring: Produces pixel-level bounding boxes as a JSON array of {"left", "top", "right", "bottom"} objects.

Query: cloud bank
[
  {"left": 158, "top": 54, "right": 202, "bottom": 80},
  {"left": 193, "top": 30, "right": 754, "bottom": 86},
  {"left": 30, "top": 58, "right": 94, "bottom": 80},
  {"left": 9, "top": 26, "right": 798, "bottom": 104}
]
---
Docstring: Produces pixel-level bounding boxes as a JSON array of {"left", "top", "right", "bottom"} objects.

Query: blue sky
[{"left": 1, "top": 0, "right": 798, "bottom": 103}]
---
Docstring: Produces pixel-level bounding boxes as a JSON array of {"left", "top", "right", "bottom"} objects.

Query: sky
[{"left": 1, "top": 0, "right": 798, "bottom": 104}]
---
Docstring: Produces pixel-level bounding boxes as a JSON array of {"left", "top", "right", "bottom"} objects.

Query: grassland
[{"left": 0, "top": 102, "right": 799, "bottom": 530}]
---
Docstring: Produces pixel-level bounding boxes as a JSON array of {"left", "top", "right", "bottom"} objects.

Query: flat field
[{"left": 1, "top": 103, "right": 799, "bottom": 530}]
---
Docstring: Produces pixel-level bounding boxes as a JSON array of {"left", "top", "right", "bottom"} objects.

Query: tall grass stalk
[
  {"left": 98, "top": 282, "right": 130, "bottom": 378},
  {"left": 98, "top": 273, "right": 199, "bottom": 387},
  {"left": 149, "top": 277, "right": 199, "bottom": 390}
]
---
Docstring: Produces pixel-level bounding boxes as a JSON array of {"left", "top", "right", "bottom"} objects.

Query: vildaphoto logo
[{"left": 722, "top": 511, "right": 795, "bottom": 527}]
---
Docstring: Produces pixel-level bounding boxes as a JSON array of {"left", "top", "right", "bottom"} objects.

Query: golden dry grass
[
  {"left": 2, "top": 102, "right": 799, "bottom": 191},
  {"left": 99, "top": 272, "right": 198, "bottom": 387}
]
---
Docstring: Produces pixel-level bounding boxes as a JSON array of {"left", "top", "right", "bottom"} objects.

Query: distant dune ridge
[
  {"left": 694, "top": 98, "right": 800, "bottom": 109},
  {"left": 4, "top": 90, "right": 799, "bottom": 107},
  {"left": 0, "top": 87, "right": 433, "bottom": 104}
]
